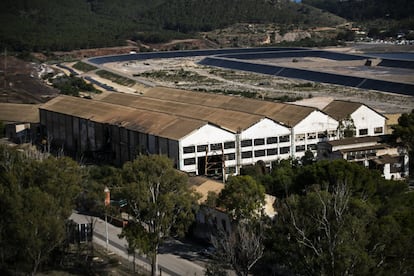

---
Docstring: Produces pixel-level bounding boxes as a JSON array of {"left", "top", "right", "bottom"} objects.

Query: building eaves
[
  {"left": 338, "top": 144, "right": 387, "bottom": 154},
  {"left": 327, "top": 136, "right": 380, "bottom": 146}
]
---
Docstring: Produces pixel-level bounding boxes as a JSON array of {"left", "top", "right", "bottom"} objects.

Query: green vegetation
[
  {"left": 241, "top": 159, "right": 414, "bottom": 275},
  {"left": 303, "top": 0, "right": 414, "bottom": 22},
  {"left": 135, "top": 69, "right": 210, "bottom": 84},
  {"left": 392, "top": 109, "right": 414, "bottom": 178},
  {"left": 119, "top": 155, "right": 199, "bottom": 276},
  {"left": 303, "top": 0, "right": 414, "bottom": 38},
  {"left": 73, "top": 61, "right": 97, "bottom": 72},
  {"left": 96, "top": 70, "right": 135, "bottom": 87},
  {"left": 0, "top": 121, "right": 4, "bottom": 138},
  {"left": 50, "top": 75, "right": 101, "bottom": 97},
  {"left": 0, "top": 0, "right": 344, "bottom": 52},
  {"left": 0, "top": 145, "right": 82, "bottom": 274}
]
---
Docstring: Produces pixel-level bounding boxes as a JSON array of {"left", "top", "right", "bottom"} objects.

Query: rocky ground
[
  {"left": 105, "top": 47, "right": 414, "bottom": 114},
  {"left": 1, "top": 40, "right": 413, "bottom": 115}
]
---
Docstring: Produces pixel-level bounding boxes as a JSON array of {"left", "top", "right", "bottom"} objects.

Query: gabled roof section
[
  {"left": 0, "top": 103, "right": 41, "bottom": 123},
  {"left": 97, "top": 92, "right": 264, "bottom": 132},
  {"left": 323, "top": 100, "right": 362, "bottom": 121},
  {"left": 323, "top": 100, "right": 386, "bottom": 121},
  {"left": 40, "top": 95, "right": 207, "bottom": 141},
  {"left": 144, "top": 87, "right": 316, "bottom": 127}
]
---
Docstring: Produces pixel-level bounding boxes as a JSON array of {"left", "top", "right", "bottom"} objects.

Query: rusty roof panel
[
  {"left": 323, "top": 100, "right": 362, "bottom": 121},
  {"left": 144, "top": 87, "right": 316, "bottom": 126},
  {"left": 40, "top": 95, "right": 207, "bottom": 140},
  {"left": 99, "top": 93, "right": 263, "bottom": 132},
  {"left": 0, "top": 103, "right": 41, "bottom": 123}
]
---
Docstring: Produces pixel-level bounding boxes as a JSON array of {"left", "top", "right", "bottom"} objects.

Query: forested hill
[
  {"left": 303, "top": 0, "right": 414, "bottom": 21},
  {"left": 0, "top": 0, "right": 344, "bottom": 52}
]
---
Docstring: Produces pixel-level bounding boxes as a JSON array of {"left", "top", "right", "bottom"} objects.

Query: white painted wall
[
  {"left": 352, "top": 106, "right": 386, "bottom": 137},
  {"left": 238, "top": 118, "right": 291, "bottom": 167},
  {"left": 293, "top": 111, "right": 338, "bottom": 157},
  {"left": 179, "top": 124, "right": 235, "bottom": 173}
]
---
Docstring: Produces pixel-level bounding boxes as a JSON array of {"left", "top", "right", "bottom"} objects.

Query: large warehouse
[{"left": 39, "top": 88, "right": 386, "bottom": 178}]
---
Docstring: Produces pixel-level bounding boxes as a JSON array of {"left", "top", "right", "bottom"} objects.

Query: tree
[
  {"left": 392, "top": 109, "right": 414, "bottom": 175},
  {"left": 0, "top": 145, "right": 82, "bottom": 274},
  {"left": 211, "top": 220, "right": 265, "bottom": 276},
  {"left": 218, "top": 175, "right": 265, "bottom": 221},
  {"left": 261, "top": 159, "right": 414, "bottom": 275},
  {"left": 274, "top": 181, "right": 375, "bottom": 275},
  {"left": 337, "top": 115, "right": 356, "bottom": 138},
  {"left": 119, "top": 155, "right": 199, "bottom": 276},
  {"left": 208, "top": 175, "right": 266, "bottom": 275}
]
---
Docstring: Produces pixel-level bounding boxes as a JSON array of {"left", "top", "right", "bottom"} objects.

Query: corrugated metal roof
[
  {"left": 98, "top": 93, "right": 264, "bottom": 132},
  {"left": 143, "top": 87, "right": 316, "bottom": 126},
  {"left": 327, "top": 136, "right": 380, "bottom": 146},
  {"left": 188, "top": 176, "right": 225, "bottom": 204},
  {"left": 40, "top": 95, "right": 207, "bottom": 140},
  {"left": 323, "top": 100, "right": 363, "bottom": 121},
  {"left": 0, "top": 103, "right": 41, "bottom": 123}
]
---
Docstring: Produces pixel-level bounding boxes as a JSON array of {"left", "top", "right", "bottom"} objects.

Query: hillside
[
  {"left": 303, "top": 0, "right": 414, "bottom": 21},
  {"left": 0, "top": 0, "right": 345, "bottom": 52}
]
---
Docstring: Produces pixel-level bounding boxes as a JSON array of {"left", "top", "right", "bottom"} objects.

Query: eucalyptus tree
[{"left": 119, "top": 155, "right": 199, "bottom": 276}]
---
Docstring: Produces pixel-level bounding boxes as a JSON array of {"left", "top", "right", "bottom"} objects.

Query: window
[
  {"left": 267, "top": 148, "right": 278, "bottom": 156},
  {"left": 266, "top": 137, "right": 278, "bottom": 144},
  {"left": 318, "top": 132, "right": 327, "bottom": 139},
  {"left": 210, "top": 143, "right": 222, "bottom": 151},
  {"left": 359, "top": 128, "right": 368, "bottom": 136},
  {"left": 254, "top": 138, "right": 265, "bottom": 146},
  {"left": 279, "top": 135, "right": 290, "bottom": 143},
  {"left": 296, "top": 145, "right": 306, "bottom": 152},
  {"left": 295, "top": 134, "right": 305, "bottom": 142},
  {"left": 280, "top": 147, "right": 290, "bottom": 154},
  {"left": 307, "top": 144, "right": 317, "bottom": 150},
  {"left": 224, "top": 141, "right": 235, "bottom": 149},
  {"left": 307, "top": 133, "right": 317, "bottom": 140},
  {"left": 242, "top": 151, "right": 252, "bottom": 159},
  {"left": 197, "top": 144, "right": 208, "bottom": 152},
  {"left": 225, "top": 153, "right": 235, "bottom": 160},
  {"left": 183, "top": 146, "right": 195, "bottom": 154},
  {"left": 241, "top": 139, "right": 252, "bottom": 147},
  {"left": 254, "top": 150, "right": 266, "bottom": 157},
  {"left": 328, "top": 130, "right": 337, "bottom": 138},
  {"left": 184, "top": 158, "right": 196, "bottom": 165},
  {"left": 225, "top": 167, "right": 236, "bottom": 174},
  {"left": 374, "top": 127, "right": 383, "bottom": 134}
]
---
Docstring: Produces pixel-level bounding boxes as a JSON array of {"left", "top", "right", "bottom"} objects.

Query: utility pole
[
  {"left": 3, "top": 48, "right": 6, "bottom": 89},
  {"left": 104, "top": 186, "right": 110, "bottom": 253}
]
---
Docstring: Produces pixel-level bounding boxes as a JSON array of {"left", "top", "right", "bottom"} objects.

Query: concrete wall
[{"left": 352, "top": 106, "right": 386, "bottom": 137}]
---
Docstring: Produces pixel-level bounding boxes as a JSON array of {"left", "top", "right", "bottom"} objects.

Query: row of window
[
  {"left": 183, "top": 135, "right": 291, "bottom": 154},
  {"left": 184, "top": 144, "right": 318, "bottom": 166},
  {"left": 184, "top": 128, "right": 383, "bottom": 154},
  {"left": 296, "top": 131, "right": 337, "bottom": 142},
  {"left": 183, "top": 147, "right": 292, "bottom": 165}
]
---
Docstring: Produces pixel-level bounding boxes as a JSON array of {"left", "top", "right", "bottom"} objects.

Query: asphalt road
[{"left": 70, "top": 212, "right": 207, "bottom": 276}]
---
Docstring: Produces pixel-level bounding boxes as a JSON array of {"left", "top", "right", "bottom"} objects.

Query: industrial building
[
  {"left": 0, "top": 103, "right": 41, "bottom": 143},
  {"left": 317, "top": 136, "right": 409, "bottom": 180},
  {"left": 39, "top": 87, "right": 389, "bottom": 179},
  {"left": 323, "top": 100, "right": 386, "bottom": 137}
]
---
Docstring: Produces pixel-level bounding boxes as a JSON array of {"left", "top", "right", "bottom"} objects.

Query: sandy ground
[{"left": 102, "top": 55, "right": 414, "bottom": 114}]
